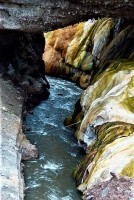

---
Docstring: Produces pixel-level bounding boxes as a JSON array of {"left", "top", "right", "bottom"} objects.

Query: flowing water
[{"left": 23, "top": 76, "right": 83, "bottom": 200}]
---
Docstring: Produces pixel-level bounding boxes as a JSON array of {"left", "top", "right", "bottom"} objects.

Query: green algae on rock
[
  {"left": 72, "top": 60, "right": 134, "bottom": 198},
  {"left": 43, "top": 17, "right": 134, "bottom": 199},
  {"left": 66, "top": 20, "right": 96, "bottom": 68},
  {"left": 43, "top": 18, "right": 134, "bottom": 89}
]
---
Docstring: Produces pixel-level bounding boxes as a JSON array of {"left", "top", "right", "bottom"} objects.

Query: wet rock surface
[
  {"left": 43, "top": 18, "right": 134, "bottom": 88},
  {"left": 43, "top": 17, "right": 134, "bottom": 199},
  {"left": 70, "top": 60, "right": 134, "bottom": 199},
  {"left": 0, "top": 0, "right": 134, "bottom": 32},
  {"left": 0, "top": 31, "right": 50, "bottom": 108},
  {"left": 18, "top": 132, "right": 38, "bottom": 161},
  {"left": 0, "top": 2, "right": 134, "bottom": 199}
]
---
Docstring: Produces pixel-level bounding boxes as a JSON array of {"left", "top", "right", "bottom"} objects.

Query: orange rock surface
[{"left": 43, "top": 24, "right": 79, "bottom": 75}]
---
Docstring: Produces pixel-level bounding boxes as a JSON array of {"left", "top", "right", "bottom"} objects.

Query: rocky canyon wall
[
  {"left": 44, "top": 18, "right": 134, "bottom": 199},
  {"left": 0, "top": 31, "right": 50, "bottom": 108},
  {"left": 0, "top": 30, "right": 48, "bottom": 200},
  {"left": 43, "top": 18, "right": 134, "bottom": 88},
  {"left": 73, "top": 59, "right": 134, "bottom": 199},
  {"left": 0, "top": 0, "right": 134, "bottom": 32},
  {"left": 0, "top": 77, "right": 39, "bottom": 200},
  {"left": 0, "top": 1, "right": 134, "bottom": 200}
]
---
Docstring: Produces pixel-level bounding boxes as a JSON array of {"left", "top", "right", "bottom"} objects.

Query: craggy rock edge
[
  {"left": 0, "top": 30, "right": 49, "bottom": 199},
  {"left": 0, "top": 77, "right": 38, "bottom": 200},
  {"left": 0, "top": 0, "right": 134, "bottom": 32}
]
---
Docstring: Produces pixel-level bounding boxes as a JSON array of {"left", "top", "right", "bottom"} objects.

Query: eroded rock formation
[
  {"left": 1, "top": 1, "right": 134, "bottom": 199},
  {"left": 0, "top": 78, "right": 38, "bottom": 200},
  {"left": 51, "top": 18, "right": 134, "bottom": 199},
  {"left": 73, "top": 59, "right": 134, "bottom": 184},
  {"left": 64, "top": 60, "right": 134, "bottom": 199},
  {"left": 0, "top": 0, "right": 134, "bottom": 32},
  {"left": 43, "top": 18, "right": 134, "bottom": 88}
]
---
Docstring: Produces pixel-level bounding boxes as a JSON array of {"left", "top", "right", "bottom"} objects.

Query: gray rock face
[
  {"left": 0, "top": 0, "right": 134, "bottom": 32},
  {"left": 0, "top": 77, "right": 24, "bottom": 200}
]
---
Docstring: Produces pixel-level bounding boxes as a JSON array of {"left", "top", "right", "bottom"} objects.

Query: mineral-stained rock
[
  {"left": 43, "top": 18, "right": 134, "bottom": 88},
  {"left": 66, "top": 20, "right": 95, "bottom": 68},
  {"left": 43, "top": 25, "right": 78, "bottom": 75},
  {"left": 44, "top": 19, "right": 134, "bottom": 199},
  {"left": 0, "top": 0, "right": 134, "bottom": 32},
  {"left": 0, "top": 31, "right": 50, "bottom": 108},
  {"left": 71, "top": 60, "right": 134, "bottom": 198},
  {"left": 99, "top": 25, "right": 134, "bottom": 68}
]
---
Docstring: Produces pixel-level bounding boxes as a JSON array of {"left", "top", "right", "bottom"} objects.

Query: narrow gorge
[
  {"left": 43, "top": 18, "right": 134, "bottom": 199},
  {"left": 0, "top": 1, "right": 134, "bottom": 200},
  {"left": 23, "top": 76, "right": 83, "bottom": 200}
]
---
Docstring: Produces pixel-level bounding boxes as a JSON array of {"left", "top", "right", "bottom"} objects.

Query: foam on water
[
  {"left": 23, "top": 76, "right": 83, "bottom": 200},
  {"left": 41, "top": 161, "right": 63, "bottom": 172}
]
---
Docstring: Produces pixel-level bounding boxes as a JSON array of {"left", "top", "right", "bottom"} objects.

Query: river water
[{"left": 23, "top": 76, "right": 83, "bottom": 200}]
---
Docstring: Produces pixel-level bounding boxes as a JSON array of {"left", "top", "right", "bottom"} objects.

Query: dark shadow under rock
[{"left": 0, "top": 30, "right": 50, "bottom": 109}]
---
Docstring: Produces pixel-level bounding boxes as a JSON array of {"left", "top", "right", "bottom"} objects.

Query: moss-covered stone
[
  {"left": 73, "top": 60, "right": 134, "bottom": 193},
  {"left": 43, "top": 19, "right": 133, "bottom": 88},
  {"left": 66, "top": 20, "right": 95, "bottom": 68},
  {"left": 43, "top": 18, "right": 134, "bottom": 198}
]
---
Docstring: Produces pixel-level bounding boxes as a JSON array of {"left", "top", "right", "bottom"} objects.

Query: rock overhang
[{"left": 0, "top": 0, "right": 134, "bottom": 32}]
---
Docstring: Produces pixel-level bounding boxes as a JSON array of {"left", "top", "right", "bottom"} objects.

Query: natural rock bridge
[{"left": 0, "top": 0, "right": 134, "bottom": 32}]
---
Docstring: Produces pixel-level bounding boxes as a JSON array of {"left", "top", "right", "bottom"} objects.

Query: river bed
[{"left": 23, "top": 76, "right": 84, "bottom": 200}]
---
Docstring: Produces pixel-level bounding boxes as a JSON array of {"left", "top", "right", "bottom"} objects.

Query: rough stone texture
[
  {"left": 71, "top": 60, "right": 134, "bottom": 198},
  {"left": 43, "top": 17, "right": 134, "bottom": 200},
  {"left": 43, "top": 24, "right": 78, "bottom": 75},
  {"left": 0, "top": 0, "right": 134, "bottom": 32},
  {"left": 0, "top": 31, "right": 50, "bottom": 108},
  {"left": 17, "top": 132, "right": 38, "bottom": 161},
  {"left": 43, "top": 18, "right": 134, "bottom": 88},
  {"left": 83, "top": 175, "right": 134, "bottom": 200},
  {"left": 0, "top": 77, "right": 38, "bottom": 200}
]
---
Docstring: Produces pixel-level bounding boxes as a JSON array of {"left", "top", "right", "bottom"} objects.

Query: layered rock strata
[
  {"left": 0, "top": 2, "right": 134, "bottom": 198},
  {"left": 43, "top": 18, "right": 134, "bottom": 88},
  {"left": 0, "top": 0, "right": 134, "bottom": 32},
  {"left": 66, "top": 60, "right": 134, "bottom": 199},
  {"left": 48, "top": 18, "right": 134, "bottom": 199}
]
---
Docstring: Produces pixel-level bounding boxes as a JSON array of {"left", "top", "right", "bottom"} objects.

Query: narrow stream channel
[{"left": 23, "top": 76, "right": 83, "bottom": 200}]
